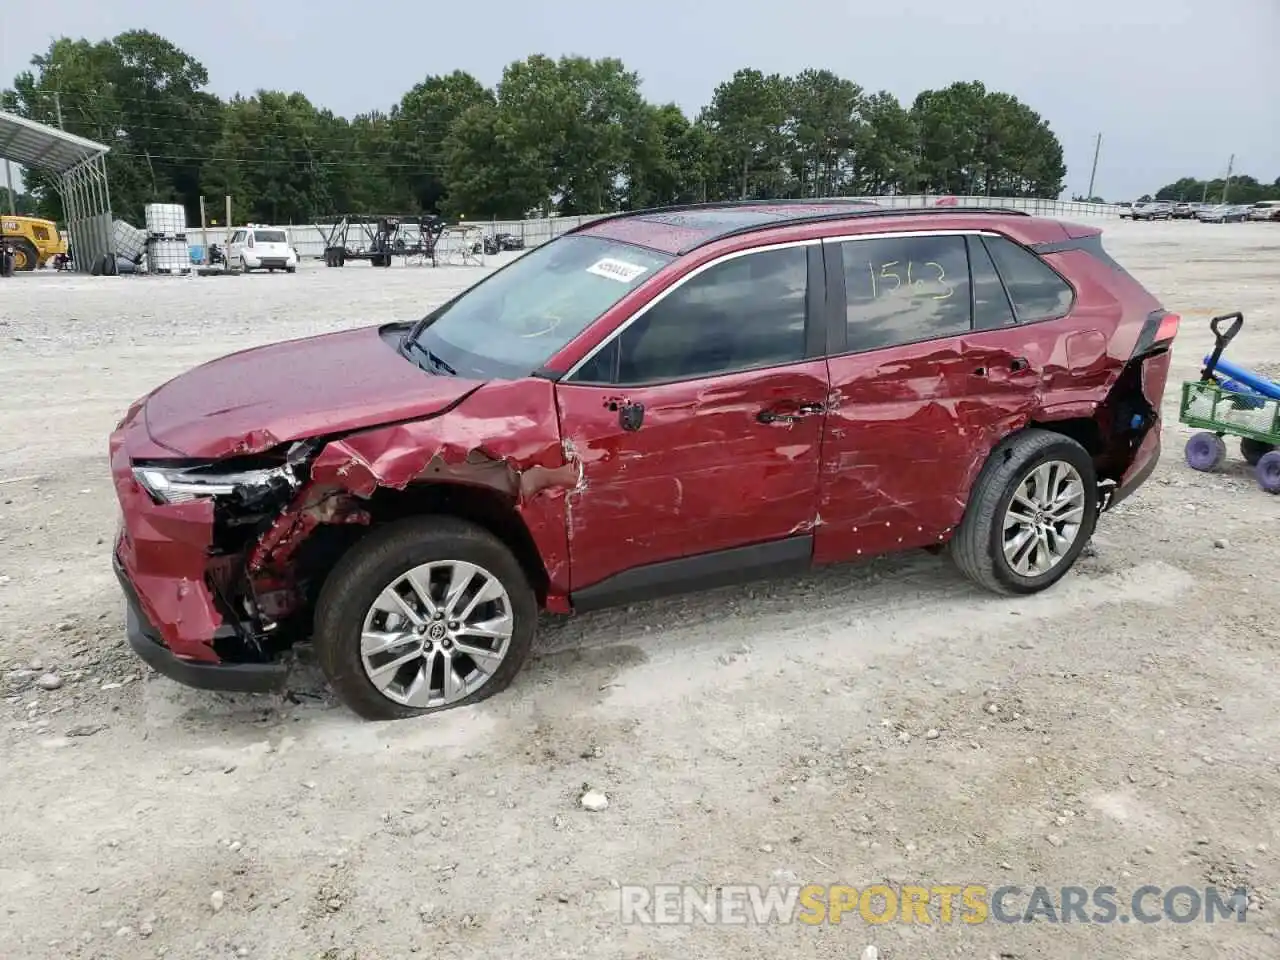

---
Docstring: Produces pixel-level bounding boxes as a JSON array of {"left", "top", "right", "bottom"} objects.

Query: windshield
[
  {"left": 254, "top": 230, "right": 288, "bottom": 243},
  {"left": 405, "top": 235, "right": 672, "bottom": 379}
]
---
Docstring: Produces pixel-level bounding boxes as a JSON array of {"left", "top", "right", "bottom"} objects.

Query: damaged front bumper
[{"left": 114, "top": 551, "right": 288, "bottom": 693}]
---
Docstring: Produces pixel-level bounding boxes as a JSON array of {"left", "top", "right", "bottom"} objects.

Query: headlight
[
  {"left": 132, "top": 442, "right": 315, "bottom": 505},
  {"left": 133, "top": 464, "right": 294, "bottom": 504}
]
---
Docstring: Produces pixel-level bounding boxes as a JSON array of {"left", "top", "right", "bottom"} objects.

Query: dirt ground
[{"left": 2, "top": 221, "right": 1279, "bottom": 960}]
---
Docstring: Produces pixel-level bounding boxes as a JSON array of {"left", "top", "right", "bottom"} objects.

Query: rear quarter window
[{"left": 982, "top": 235, "right": 1074, "bottom": 323}]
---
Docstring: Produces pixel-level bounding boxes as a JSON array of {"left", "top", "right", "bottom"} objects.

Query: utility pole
[
  {"left": 1086, "top": 133, "right": 1102, "bottom": 200},
  {"left": 4, "top": 161, "right": 15, "bottom": 215},
  {"left": 1221, "top": 154, "right": 1234, "bottom": 203},
  {"left": 53, "top": 90, "right": 64, "bottom": 129}
]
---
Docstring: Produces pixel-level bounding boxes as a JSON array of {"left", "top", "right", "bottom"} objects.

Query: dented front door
[{"left": 555, "top": 364, "right": 829, "bottom": 591}]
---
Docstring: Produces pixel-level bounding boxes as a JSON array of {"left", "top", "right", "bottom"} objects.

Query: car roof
[{"left": 571, "top": 199, "right": 1035, "bottom": 255}]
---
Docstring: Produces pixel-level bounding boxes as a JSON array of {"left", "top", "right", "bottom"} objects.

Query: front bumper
[{"left": 114, "top": 553, "right": 288, "bottom": 693}]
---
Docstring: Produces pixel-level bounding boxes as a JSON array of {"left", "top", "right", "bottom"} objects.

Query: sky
[{"left": 2, "top": 0, "right": 1277, "bottom": 201}]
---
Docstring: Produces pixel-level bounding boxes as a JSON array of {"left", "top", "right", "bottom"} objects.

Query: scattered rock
[
  {"left": 986, "top": 703, "right": 1000, "bottom": 715},
  {"left": 210, "top": 890, "right": 225, "bottom": 913},
  {"left": 326, "top": 898, "right": 343, "bottom": 912},
  {"left": 138, "top": 921, "right": 153, "bottom": 938},
  {"left": 1046, "top": 834, "right": 1064, "bottom": 848},
  {"left": 760, "top": 843, "right": 774, "bottom": 853},
  {"left": 66, "top": 723, "right": 106, "bottom": 738},
  {"left": 925, "top": 729, "right": 940, "bottom": 740},
  {"left": 36, "top": 673, "right": 63, "bottom": 691},
  {"left": 862, "top": 947, "right": 879, "bottom": 960},
  {"left": 1213, "top": 538, "right": 1229, "bottom": 549},
  {"left": 229, "top": 841, "right": 242, "bottom": 853},
  {"left": 579, "top": 790, "right": 609, "bottom": 812},
  {"left": 115, "top": 926, "right": 133, "bottom": 938}
]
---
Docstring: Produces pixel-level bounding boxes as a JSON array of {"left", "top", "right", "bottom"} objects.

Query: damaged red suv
[{"left": 110, "top": 201, "right": 1177, "bottom": 719}]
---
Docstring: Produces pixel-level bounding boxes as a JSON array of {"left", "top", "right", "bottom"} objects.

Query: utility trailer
[{"left": 319, "top": 215, "right": 447, "bottom": 267}]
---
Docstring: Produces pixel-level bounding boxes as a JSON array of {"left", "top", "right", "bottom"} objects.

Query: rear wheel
[
  {"left": 313, "top": 517, "right": 536, "bottom": 720},
  {"left": 1241, "top": 437, "right": 1275, "bottom": 466},
  {"left": 1257, "top": 452, "right": 1280, "bottom": 494},
  {"left": 950, "top": 429, "right": 1098, "bottom": 595}
]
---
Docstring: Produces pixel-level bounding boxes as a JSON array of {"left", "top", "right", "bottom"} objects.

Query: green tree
[
  {"left": 3, "top": 32, "right": 222, "bottom": 222},
  {"left": 393, "top": 71, "right": 492, "bottom": 213},
  {"left": 784, "top": 69, "right": 865, "bottom": 197},
  {"left": 702, "top": 68, "right": 789, "bottom": 199}
]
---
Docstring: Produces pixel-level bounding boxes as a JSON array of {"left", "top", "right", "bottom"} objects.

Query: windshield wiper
[
  {"left": 399, "top": 332, "right": 456, "bottom": 376},
  {"left": 424, "top": 350, "right": 457, "bottom": 376}
]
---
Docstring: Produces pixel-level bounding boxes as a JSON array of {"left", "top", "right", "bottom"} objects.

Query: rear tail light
[
  {"left": 1154, "top": 312, "right": 1180, "bottom": 344},
  {"left": 1132, "top": 309, "right": 1180, "bottom": 358}
]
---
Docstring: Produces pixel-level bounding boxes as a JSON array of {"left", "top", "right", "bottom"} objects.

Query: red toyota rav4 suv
[{"left": 109, "top": 201, "right": 1178, "bottom": 720}]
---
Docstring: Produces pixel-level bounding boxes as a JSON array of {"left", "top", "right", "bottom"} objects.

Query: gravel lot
[{"left": 2, "top": 221, "right": 1279, "bottom": 960}]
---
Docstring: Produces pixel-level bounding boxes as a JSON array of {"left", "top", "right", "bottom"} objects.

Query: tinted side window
[
  {"left": 983, "top": 235, "right": 1074, "bottom": 323},
  {"left": 840, "top": 235, "right": 971, "bottom": 352},
  {"left": 968, "top": 236, "right": 1017, "bottom": 331},
  {"left": 607, "top": 246, "right": 809, "bottom": 384}
]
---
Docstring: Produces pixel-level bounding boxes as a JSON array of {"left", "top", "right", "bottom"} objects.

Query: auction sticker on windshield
[{"left": 586, "top": 258, "right": 649, "bottom": 283}]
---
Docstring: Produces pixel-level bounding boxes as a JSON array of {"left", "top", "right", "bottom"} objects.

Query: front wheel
[
  {"left": 950, "top": 429, "right": 1098, "bottom": 595},
  {"left": 312, "top": 517, "right": 537, "bottom": 720},
  {"left": 240, "top": 256, "right": 252, "bottom": 274}
]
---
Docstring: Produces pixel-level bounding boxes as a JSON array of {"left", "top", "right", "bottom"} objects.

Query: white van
[
  {"left": 1247, "top": 201, "right": 1280, "bottom": 222},
  {"left": 228, "top": 225, "right": 299, "bottom": 273}
]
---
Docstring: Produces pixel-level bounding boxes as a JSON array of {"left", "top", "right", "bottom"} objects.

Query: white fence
[{"left": 247, "top": 196, "right": 1126, "bottom": 260}]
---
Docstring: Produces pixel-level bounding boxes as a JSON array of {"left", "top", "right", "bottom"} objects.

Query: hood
[{"left": 142, "top": 325, "right": 485, "bottom": 458}]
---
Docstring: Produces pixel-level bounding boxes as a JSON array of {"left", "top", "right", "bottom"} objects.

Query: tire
[
  {"left": 240, "top": 256, "right": 252, "bottom": 274},
  {"left": 949, "top": 429, "right": 1098, "bottom": 595},
  {"left": 286, "top": 265, "right": 297, "bottom": 274},
  {"left": 1185, "top": 432, "right": 1226, "bottom": 471},
  {"left": 11, "top": 239, "right": 38, "bottom": 271},
  {"left": 1241, "top": 437, "right": 1275, "bottom": 466},
  {"left": 1257, "top": 451, "right": 1280, "bottom": 494},
  {"left": 312, "top": 516, "right": 537, "bottom": 721}
]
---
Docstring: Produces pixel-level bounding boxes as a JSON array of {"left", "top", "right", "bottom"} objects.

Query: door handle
[
  {"left": 1010, "top": 357, "right": 1030, "bottom": 372},
  {"left": 757, "top": 402, "right": 825, "bottom": 425}
]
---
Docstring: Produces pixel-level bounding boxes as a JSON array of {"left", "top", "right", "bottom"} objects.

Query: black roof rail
[
  {"left": 675, "top": 205, "right": 1032, "bottom": 254},
  {"left": 559, "top": 197, "right": 878, "bottom": 237},
  {"left": 558, "top": 199, "right": 1034, "bottom": 254}
]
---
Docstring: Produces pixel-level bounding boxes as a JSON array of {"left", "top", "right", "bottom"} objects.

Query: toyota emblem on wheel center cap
[{"left": 427, "top": 622, "right": 448, "bottom": 642}]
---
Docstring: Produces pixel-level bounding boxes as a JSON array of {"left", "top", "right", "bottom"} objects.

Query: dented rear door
[{"left": 813, "top": 231, "right": 1040, "bottom": 563}]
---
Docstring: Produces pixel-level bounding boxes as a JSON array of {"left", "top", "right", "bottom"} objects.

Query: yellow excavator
[{"left": 0, "top": 214, "right": 69, "bottom": 271}]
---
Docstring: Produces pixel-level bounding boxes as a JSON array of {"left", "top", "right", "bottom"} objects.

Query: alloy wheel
[
  {"left": 1002, "top": 460, "right": 1087, "bottom": 578},
  {"left": 359, "top": 560, "right": 514, "bottom": 708}
]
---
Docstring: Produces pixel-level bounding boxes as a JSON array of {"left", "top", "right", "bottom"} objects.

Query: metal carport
[{"left": 1, "top": 110, "right": 113, "bottom": 273}]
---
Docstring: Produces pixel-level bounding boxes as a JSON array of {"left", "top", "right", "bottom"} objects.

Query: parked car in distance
[
  {"left": 1131, "top": 201, "right": 1173, "bottom": 221},
  {"left": 1197, "top": 204, "right": 1249, "bottom": 223},
  {"left": 1171, "top": 203, "right": 1196, "bottom": 219},
  {"left": 110, "top": 200, "right": 1179, "bottom": 719},
  {"left": 227, "top": 225, "right": 299, "bottom": 273},
  {"left": 1248, "top": 200, "right": 1280, "bottom": 222}
]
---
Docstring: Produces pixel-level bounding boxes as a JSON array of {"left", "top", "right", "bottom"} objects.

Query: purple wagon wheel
[
  {"left": 1184, "top": 432, "right": 1226, "bottom": 472},
  {"left": 1257, "top": 451, "right": 1280, "bottom": 494}
]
